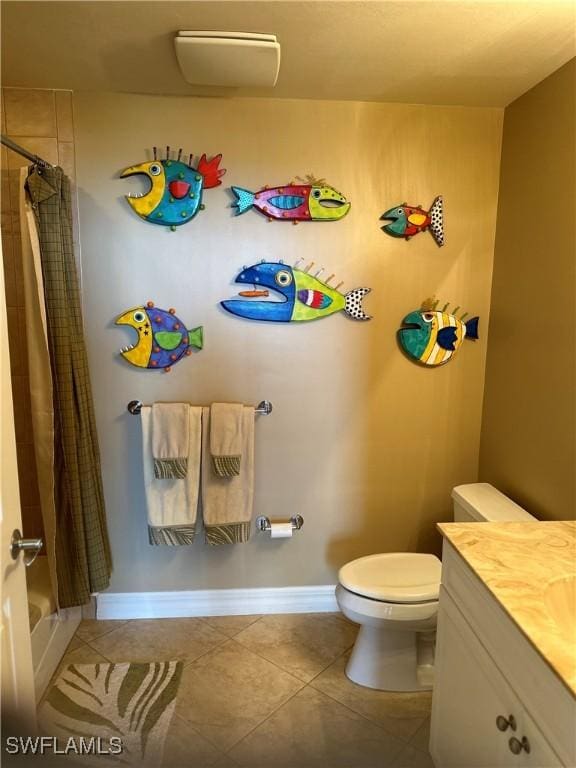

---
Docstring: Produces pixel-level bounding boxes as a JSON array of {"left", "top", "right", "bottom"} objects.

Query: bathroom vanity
[{"left": 431, "top": 521, "right": 576, "bottom": 768}]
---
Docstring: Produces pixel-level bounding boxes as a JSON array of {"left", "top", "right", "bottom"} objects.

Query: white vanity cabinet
[{"left": 430, "top": 542, "right": 576, "bottom": 768}]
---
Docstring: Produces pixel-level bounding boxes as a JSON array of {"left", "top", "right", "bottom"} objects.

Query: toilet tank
[{"left": 451, "top": 483, "right": 535, "bottom": 522}]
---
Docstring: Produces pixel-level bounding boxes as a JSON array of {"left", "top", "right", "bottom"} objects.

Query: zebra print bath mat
[{"left": 38, "top": 661, "right": 183, "bottom": 766}]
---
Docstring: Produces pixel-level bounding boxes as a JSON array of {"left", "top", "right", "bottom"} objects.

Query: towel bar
[
  {"left": 256, "top": 515, "right": 304, "bottom": 533},
  {"left": 127, "top": 399, "right": 273, "bottom": 416}
]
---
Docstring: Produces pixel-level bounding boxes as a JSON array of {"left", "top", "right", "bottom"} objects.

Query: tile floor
[{"left": 46, "top": 613, "right": 434, "bottom": 768}]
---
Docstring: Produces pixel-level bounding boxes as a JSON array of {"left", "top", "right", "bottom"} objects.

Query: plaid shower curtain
[{"left": 25, "top": 166, "right": 111, "bottom": 607}]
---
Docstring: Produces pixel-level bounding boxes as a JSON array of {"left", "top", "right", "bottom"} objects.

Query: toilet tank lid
[{"left": 452, "top": 483, "right": 535, "bottom": 522}]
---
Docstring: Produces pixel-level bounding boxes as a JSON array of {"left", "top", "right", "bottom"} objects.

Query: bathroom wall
[
  {"left": 73, "top": 92, "right": 503, "bottom": 591},
  {"left": 0, "top": 87, "right": 78, "bottom": 542},
  {"left": 479, "top": 59, "right": 576, "bottom": 521}
]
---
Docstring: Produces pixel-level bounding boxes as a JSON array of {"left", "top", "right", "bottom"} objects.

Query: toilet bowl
[
  {"left": 336, "top": 483, "right": 536, "bottom": 692},
  {"left": 336, "top": 552, "right": 441, "bottom": 691}
]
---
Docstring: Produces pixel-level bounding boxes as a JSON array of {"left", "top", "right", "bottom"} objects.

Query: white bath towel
[
  {"left": 141, "top": 406, "right": 202, "bottom": 545},
  {"left": 152, "top": 402, "right": 190, "bottom": 479}
]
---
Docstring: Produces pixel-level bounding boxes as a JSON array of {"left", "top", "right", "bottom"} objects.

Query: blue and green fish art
[
  {"left": 398, "top": 299, "right": 478, "bottom": 367},
  {"left": 120, "top": 146, "right": 226, "bottom": 230},
  {"left": 231, "top": 175, "right": 351, "bottom": 223},
  {"left": 115, "top": 301, "right": 203, "bottom": 372},
  {"left": 380, "top": 195, "right": 444, "bottom": 246},
  {"left": 221, "top": 261, "right": 371, "bottom": 323}
]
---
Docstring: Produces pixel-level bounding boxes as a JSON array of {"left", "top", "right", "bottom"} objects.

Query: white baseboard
[{"left": 96, "top": 585, "right": 339, "bottom": 620}]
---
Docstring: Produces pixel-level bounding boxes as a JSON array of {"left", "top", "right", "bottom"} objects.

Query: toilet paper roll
[{"left": 270, "top": 522, "right": 293, "bottom": 538}]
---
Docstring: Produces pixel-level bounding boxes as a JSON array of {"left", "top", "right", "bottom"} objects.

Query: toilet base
[{"left": 345, "top": 625, "right": 435, "bottom": 692}]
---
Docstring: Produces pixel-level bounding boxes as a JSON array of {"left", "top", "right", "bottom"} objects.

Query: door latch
[{"left": 10, "top": 529, "right": 43, "bottom": 567}]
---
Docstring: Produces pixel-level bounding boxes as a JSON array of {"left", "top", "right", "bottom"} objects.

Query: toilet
[{"left": 336, "top": 483, "right": 535, "bottom": 692}]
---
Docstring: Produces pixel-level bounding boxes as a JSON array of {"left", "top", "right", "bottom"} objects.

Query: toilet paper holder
[{"left": 256, "top": 515, "right": 304, "bottom": 533}]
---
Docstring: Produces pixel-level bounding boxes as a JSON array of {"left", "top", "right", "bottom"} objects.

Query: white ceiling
[{"left": 1, "top": 1, "right": 574, "bottom": 107}]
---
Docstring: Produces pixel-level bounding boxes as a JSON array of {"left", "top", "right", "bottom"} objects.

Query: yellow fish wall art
[
  {"left": 398, "top": 298, "right": 479, "bottom": 367},
  {"left": 120, "top": 147, "right": 225, "bottom": 231}
]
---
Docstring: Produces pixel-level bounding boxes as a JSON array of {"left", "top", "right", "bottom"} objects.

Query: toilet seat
[{"left": 338, "top": 553, "right": 442, "bottom": 603}]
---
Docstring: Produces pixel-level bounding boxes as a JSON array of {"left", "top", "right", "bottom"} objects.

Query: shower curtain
[{"left": 21, "top": 166, "right": 111, "bottom": 608}]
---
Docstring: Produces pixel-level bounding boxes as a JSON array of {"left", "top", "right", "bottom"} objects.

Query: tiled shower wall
[{"left": 1, "top": 87, "right": 78, "bottom": 541}]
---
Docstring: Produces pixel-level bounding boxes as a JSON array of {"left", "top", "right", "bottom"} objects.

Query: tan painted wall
[
  {"left": 479, "top": 60, "right": 576, "bottom": 521},
  {"left": 74, "top": 92, "right": 502, "bottom": 591}
]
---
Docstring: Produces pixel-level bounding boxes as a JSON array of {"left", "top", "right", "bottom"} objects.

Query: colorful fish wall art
[
  {"left": 398, "top": 299, "right": 479, "bottom": 367},
  {"left": 381, "top": 196, "right": 444, "bottom": 246},
  {"left": 221, "top": 261, "right": 371, "bottom": 323},
  {"left": 115, "top": 302, "right": 203, "bottom": 372},
  {"left": 121, "top": 147, "right": 226, "bottom": 230},
  {"left": 231, "top": 175, "right": 351, "bottom": 223}
]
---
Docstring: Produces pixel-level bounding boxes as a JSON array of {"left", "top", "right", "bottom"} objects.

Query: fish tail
[
  {"left": 188, "top": 326, "right": 204, "bottom": 350},
  {"left": 465, "top": 316, "right": 479, "bottom": 340},
  {"left": 344, "top": 288, "right": 371, "bottom": 321},
  {"left": 197, "top": 153, "right": 226, "bottom": 189},
  {"left": 428, "top": 195, "right": 444, "bottom": 247},
  {"left": 231, "top": 186, "right": 255, "bottom": 215}
]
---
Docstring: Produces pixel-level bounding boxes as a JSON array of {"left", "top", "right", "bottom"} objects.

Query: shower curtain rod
[{"left": 1, "top": 134, "right": 53, "bottom": 169}]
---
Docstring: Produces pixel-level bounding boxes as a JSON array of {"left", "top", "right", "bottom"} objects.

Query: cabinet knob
[
  {"left": 508, "top": 736, "right": 531, "bottom": 755},
  {"left": 496, "top": 715, "right": 517, "bottom": 732}
]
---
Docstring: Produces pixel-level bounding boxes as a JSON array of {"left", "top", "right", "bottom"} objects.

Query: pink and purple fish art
[{"left": 231, "top": 175, "right": 351, "bottom": 223}]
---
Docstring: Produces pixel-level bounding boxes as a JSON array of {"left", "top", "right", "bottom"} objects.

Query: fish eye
[
  {"left": 312, "top": 189, "right": 321, "bottom": 199},
  {"left": 397, "top": 208, "right": 404, "bottom": 215},
  {"left": 133, "top": 310, "right": 146, "bottom": 323},
  {"left": 275, "top": 269, "right": 293, "bottom": 287},
  {"left": 423, "top": 313, "right": 434, "bottom": 322},
  {"left": 149, "top": 164, "right": 162, "bottom": 176}
]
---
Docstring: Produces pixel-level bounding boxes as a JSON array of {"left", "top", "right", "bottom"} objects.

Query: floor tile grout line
[
  {"left": 302, "top": 641, "right": 356, "bottom": 685},
  {"left": 180, "top": 633, "right": 232, "bottom": 669},
  {"left": 73, "top": 637, "right": 114, "bottom": 664},
  {"left": 219, "top": 679, "right": 309, "bottom": 757},
  {"left": 195, "top": 614, "right": 265, "bottom": 638},
  {"left": 406, "top": 717, "right": 432, "bottom": 754},
  {"left": 167, "top": 711, "right": 232, "bottom": 766},
  {"left": 75, "top": 619, "right": 129, "bottom": 644},
  {"left": 228, "top": 633, "right": 351, "bottom": 686},
  {"left": 79, "top": 618, "right": 231, "bottom": 669},
  {"left": 316, "top": 686, "right": 423, "bottom": 744},
  {"left": 180, "top": 634, "right": 310, "bottom": 683},
  {"left": 40, "top": 638, "right": 116, "bottom": 705},
  {"left": 173, "top": 642, "right": 308, "bottom": 755},
  {"left": 220, "top": 680, "right": 418, "bottom": 763},
  {"left": 228, "top": 616, "right": 358, "bottom": 685},
  {"left": 306, "top": 674, "right": 428, "bottom": 746}
]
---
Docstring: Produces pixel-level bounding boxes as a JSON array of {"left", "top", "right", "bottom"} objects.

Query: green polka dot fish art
[
  {"left": 120, "top": 147, "right": 225, "bottom": 231},
  {"left": 115, "top": 302, "right": 203, "bottom": 373},
  {"left": 221, "top": 260, "right": 372, "bottom": 323}
]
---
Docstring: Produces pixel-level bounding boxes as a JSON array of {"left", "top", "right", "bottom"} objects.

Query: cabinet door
[{"left": 430, "top": 590, "right": 563, "bottom": 768}]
